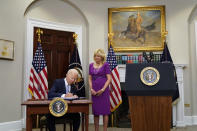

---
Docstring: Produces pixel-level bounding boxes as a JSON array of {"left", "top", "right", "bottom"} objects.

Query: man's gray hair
[{"left": 67, "top": 68, "right": 78, "bottom": 75}]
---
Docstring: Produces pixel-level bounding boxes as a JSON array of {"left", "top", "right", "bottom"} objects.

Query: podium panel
[
  {"left": 125, "top": 63, "right": 178, "bottom": 131},
  {"left": 129, "top": 96, "right": 172, "bottom": 131},
  {"left": 125, "top": 63, "right": 177, "bottom": 97}
]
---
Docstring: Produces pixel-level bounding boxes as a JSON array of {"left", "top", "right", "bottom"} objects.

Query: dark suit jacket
[{"left": 48, "top": 78, "right": 78, "bottom": 99}]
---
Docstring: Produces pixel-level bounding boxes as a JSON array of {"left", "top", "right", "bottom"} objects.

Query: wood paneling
[
  {"left": 128, "top": 96, "right": 172, "bottom": 131},
  {"left": 33, "top": 27, "right": 74, "bottom": 89}
]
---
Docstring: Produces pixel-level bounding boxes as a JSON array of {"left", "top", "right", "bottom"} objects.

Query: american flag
[
  {"left": 107, "top": 45, "right": 122, "bottom": 112},
  {"left": 28, "top": 42, "right": 48, "bottom": 99}
]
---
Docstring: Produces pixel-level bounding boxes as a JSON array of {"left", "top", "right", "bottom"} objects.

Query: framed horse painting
[{"left": 108, "top": 6, "right": 167, "bottom": 52}]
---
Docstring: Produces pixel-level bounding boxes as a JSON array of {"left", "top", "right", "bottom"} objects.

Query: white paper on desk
[{"left": 63, "top": 97, "right": 79, "bottom": 100}]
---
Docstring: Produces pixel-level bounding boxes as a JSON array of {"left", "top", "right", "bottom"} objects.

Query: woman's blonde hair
[{"left": 93, "top": 49, "right": 106, "bottom": 63}]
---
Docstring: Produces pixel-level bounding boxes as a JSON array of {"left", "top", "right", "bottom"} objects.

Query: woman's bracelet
[{"left": 101, "top": 88, "right": 105, "bottom": 92}]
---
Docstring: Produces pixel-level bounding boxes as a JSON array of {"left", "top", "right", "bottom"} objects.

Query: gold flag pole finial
[
  {"left": 36, "top": 28, "right": 43, "bottom": 43},
  {"left": 73, "top": 33, "right": 78, "bottom": 45},
  {"left": 108, "top": 33, "right": 114, "bottom": 45}
]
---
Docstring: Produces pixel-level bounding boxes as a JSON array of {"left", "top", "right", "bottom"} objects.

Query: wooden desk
[{"left": 22, "top": 99, "right": 92, "bottom": 131}]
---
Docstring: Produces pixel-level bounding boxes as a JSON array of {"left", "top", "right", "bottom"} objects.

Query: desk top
[{"left": 22, "top": 99, "right": 92, "bottom": 105}]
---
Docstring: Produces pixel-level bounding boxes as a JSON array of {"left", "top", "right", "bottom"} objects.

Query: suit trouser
[{"left": 47, "top": 113, "right": 80, "bottom": 131}]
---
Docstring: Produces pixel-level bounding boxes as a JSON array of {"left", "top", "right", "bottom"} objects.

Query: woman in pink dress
[{"left": 89, "top": 49, "right": 111, "bottom": 131}]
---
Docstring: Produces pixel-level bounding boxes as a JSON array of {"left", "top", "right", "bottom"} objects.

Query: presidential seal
[
  {"left": 68, "top": 63, "right": 85, "bottom": 91},
  {"left": 49, "top": 98, "right": 68, "bottom": 117},
  {"left": 140, "top": 67, "right": 160, "bottom": 86}
]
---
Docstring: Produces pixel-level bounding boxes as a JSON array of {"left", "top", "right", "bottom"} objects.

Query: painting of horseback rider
[
  {"left": 122, "top": 12, "right": 146, "bottom": 44},
  {"left": 108, "top": 6, "right": 166, "bottom": 52}
]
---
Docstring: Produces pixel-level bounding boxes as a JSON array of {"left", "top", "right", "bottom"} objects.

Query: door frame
[{"left": 22, "top": 18, "right": 82, "bottom": 127}]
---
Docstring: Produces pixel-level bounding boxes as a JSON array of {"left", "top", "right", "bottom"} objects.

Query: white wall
[
  {"left": 0, "top": 0, "right": 197, "bottom": 127},
  {"left": 188, "top": 5, "right": 197, "bottom": 116},
  {"left": 24, "top": 0, "right": 89, "bottom": 96},
  {"left": 0, "top": 0, "right": 27, "bottom": 123}
]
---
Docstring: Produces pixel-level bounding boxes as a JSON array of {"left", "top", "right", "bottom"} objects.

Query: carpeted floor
[{"left": 22, "top": 124, "right": 197, "bottom": 131}]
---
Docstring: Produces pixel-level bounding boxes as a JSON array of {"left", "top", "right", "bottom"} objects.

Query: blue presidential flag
[
  {"left": 160, "top": 42, "right": 179, "bottom": 101},
  {"left": 68, "top": 44, "right": 85, "bottom": 97},
  {"left": 160, "top": 42, "right": 173, "bottom": 63}
]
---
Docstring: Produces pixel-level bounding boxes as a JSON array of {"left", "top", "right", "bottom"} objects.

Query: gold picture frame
[
  {"left": 108, "top": 5, "right": 167, "bottom": 52},
  {"left": 0, "top": 39, "right": 14, "bottom": 60}
]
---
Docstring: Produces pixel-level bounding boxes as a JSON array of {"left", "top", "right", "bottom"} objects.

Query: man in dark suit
[{"left": 47, "top": 69, "right": 80, "bottom": 131}]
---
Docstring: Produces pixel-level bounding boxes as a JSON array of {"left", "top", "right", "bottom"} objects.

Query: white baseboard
[
  {"left": 89, "top": 114, "right": 103, "bottom": 125},
  {"left": 192, "top": 116, "right": 197, "bottom": 125},
  {"left": 184, "top": 116, "right": 192, "bottom": 126},
  {"left": 1, "top": 115, "right": 197, "bottom": 130},
  {"left": 184, "top": 116, "right": 197, "bottom": 126},
  {"left": 89, "top": 115, "right": 197, "bottom": 127},
  {"left": 176, "top": 120, "right": 186, "bottom": 127},
  {"left": 0, "top": 120, "right": 22, "bottom": 131}
]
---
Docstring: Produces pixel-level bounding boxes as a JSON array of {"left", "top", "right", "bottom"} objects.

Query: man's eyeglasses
[{"left": 68, "top": 75, "right": 77, "bottom": 82}]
